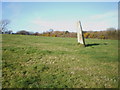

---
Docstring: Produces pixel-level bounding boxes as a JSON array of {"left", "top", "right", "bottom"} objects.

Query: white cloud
[
  {"left": 29, "top": 18, "right": 76, "bottom": 33},
  {"left": 9, "top": 10, "right": 117, "bottom": 33},
  {"left": 89, "top": 10, "right": 118, "bottom": 21},
  {"left": 28, "top": 10, "right": 118, "bottom": 32},
  {"left": 81, "top": 10, "right": 118, "bottom": 31}
]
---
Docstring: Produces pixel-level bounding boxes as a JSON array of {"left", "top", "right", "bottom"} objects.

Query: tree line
[
  {"left": 14, "top": 28, "right": 119, "bottom": 40},
  {"left": 0, "top": 19, "right": 119, "bottom": 40}
]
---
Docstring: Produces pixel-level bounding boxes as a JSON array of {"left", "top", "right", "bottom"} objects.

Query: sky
[{"left": 1, "top": 1, "right": 118, "bottom": 33}]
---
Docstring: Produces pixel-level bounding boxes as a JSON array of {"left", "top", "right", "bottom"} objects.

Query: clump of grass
[{"left": 77, "top": 43, "right": 85, "bottom": 47}]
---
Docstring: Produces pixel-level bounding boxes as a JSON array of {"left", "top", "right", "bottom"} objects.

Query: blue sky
[{"left": 2, "top": 2, "right": 118, "bottom": 33}]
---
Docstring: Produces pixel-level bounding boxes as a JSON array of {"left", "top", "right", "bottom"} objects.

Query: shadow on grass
[
  {"left": 85, "top": 43, "right": 107, "bottom": 47},
  {"left": 85, "top": 43, "right": 99, "bottom": 47}
]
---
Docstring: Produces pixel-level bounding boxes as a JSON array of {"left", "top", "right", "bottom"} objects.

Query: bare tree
[{"left": 0, "top": 19, "right": 10, "bottom": 34}]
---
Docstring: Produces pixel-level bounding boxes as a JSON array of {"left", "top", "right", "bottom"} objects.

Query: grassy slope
[{"left": 2, "top": 34, "right": 118, "bottom": 88}]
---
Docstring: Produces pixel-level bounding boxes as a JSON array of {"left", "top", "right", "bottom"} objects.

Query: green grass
[{"left": 2, "top": 34, "right": 118, "bottom": 88}]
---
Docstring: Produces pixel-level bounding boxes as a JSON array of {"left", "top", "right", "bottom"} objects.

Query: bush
[
  {"left": 84, "top": 33, "right": 90, "bottom": 38},
  {"left": 51, "top": 34, "right": 57, "bottom": 37},
  {"left": 88, "top": 34, "right": 94, "bottom": 38},
  {"left": 99, "top": 35, "right": 105, "bottom": 39}
]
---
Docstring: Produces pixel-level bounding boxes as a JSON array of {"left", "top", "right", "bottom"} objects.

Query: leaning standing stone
[{"left": 77, "top": 21, "right": 85, "bottom": 47}]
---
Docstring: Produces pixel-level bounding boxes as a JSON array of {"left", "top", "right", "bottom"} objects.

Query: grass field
[{"left": 2, "top": 34, "right": 118, "bottom": 88}]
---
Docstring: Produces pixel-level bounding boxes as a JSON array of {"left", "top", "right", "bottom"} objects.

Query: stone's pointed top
[
  {"left": 78, "top": 21, "right": 82, "bottom": 26},
  {"left": 79, "top": 20, "right": 81, "bottom": 24}
]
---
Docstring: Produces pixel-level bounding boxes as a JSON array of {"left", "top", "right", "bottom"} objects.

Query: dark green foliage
[{"left": 16, "top": 30, "right": 30, "bottom": 35}]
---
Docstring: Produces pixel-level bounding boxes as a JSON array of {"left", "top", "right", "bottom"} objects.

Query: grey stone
[{"left": 77, "top": 21, "right": 85, "bottom": 46}]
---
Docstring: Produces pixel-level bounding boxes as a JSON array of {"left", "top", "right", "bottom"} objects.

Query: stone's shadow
[
  {"left": 85, "top": 43, "right": 107, "bottom": 47},
  {"left": 85, "top": 43, "right": 99, "bottom": 47}
]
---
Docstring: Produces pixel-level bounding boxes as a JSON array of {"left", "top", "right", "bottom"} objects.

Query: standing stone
[{"left": 77, "top": 21, "right": 85, "bottom": 46}]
